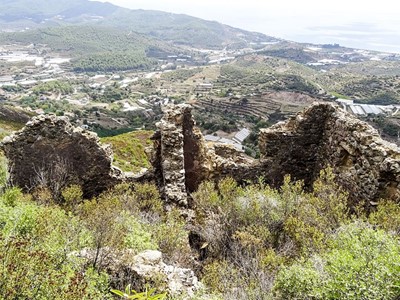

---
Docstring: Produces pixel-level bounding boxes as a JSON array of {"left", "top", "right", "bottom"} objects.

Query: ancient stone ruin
[
  {"left": 151, "top": 104, "right": 255, "bottom": 205},
  {"left": 2, "top": 102, "right": 400, "bottom": 205},
  {"left": 259, "top": 103, "right": 400, "bottom": 204},
  {"left": 0, "top": 114, "right": 123, "bottom": 199},
  {"left": 154, "top": 103, "right": 400, "bottom": 205}
]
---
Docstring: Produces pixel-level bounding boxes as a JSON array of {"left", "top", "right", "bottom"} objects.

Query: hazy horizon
[{"left": 99, "top": 0, "right": 400, "bottom": 53}]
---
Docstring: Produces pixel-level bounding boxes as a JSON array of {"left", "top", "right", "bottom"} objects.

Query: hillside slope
[{"left": 0, "top": 0, "right": 279, "bottom": 49}]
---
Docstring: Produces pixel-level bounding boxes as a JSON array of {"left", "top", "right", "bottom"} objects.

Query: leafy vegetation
[
  {"left": 0, "top": 26, "right": 174, "bottom": 72},
  {"left": 73, "top": 51, "right": 155, "bottom": 72},
  {"left": 33, "top": 80, "right": 73, "bottom": 95},
  {"left": 112, "top": 284, "right": 166, "bottom": 300},
  {"left": 218, "top": 58, "right": 320, "bottom": 95},
  {"left": 0, "top": 156, "right": 190, "bottom": 297},
  {"left": 161, "top": 68, "right": 203, "bottom": 82},
  {"left": 274, "top": 222, "right": 400, "bottom": 299},
  {"left": 192, "top": 168, "right": 400, "bottom": 299},
  {"left": 101, "top": 130, "right": 153, "bottom": 173},
  {"left": 20, "top": 96, "right": 72, "bottom": 115},
  {"left": 1, "top": 149, "right": 400, "bottom": 299},
  {"left": 0, "top": 26, "right": 155, "bottom": 55},
  {"left": 259, "top": 48, "right": 317, "bottom": 64},
  {"left": 0, "top": 184, "right": 110, "bottom": 298}
]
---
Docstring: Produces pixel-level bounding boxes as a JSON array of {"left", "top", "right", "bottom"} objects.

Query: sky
[{"left": 101, "top": 0, "right": 400, "bottom": 53}]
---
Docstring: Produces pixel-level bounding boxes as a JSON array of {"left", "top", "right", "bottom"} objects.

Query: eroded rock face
[
  {"left": 260, "top": 103, "right": 400, "bottom": 204},
  {"left": 0, "top": 114, "right": 123, "bottom": 198}
]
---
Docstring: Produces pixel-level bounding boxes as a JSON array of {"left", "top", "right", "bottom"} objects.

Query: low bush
[
  {"left": 0, "top": 187, "right": 110, "bottom": 299},
  {"left": 274, "top": 222, "right": 400, "bottom": 300}
]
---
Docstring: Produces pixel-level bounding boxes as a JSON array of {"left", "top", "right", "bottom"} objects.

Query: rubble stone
[
  {"left": 73, "top": 248, "right": 202, "bottom": 297},
  {"left": 152, "top": 104, "right": 258, "bottom": 205}
]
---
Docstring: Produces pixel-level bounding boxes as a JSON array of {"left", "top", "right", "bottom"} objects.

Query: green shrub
[
  {"left": 194, "top": 169, "right": 352, "bottom": 298},
  {"left": 106, "top": 183, "right": 164, "bottom": 218},
  {"left": 123, "top": 214, "right": 158, "bottom": 253},
  {"left": 0, "top": 187, "right": 110, "bottom": 299},
  {"left": 0, "top": 234, "right": 109, "bottom": 299},
  {"left": 78, "top": 195, "right": 125, "bottom": 269},
  {"left": 111, "top": 284, "right": 167, "bottom": 299},
  {"left": 274, "top": 222, "right": 400, "bottom": 300},
  {"left": 62, "top": 184, "right": 84, "bottom": 211},
  {"left": 369, "top": 200, "right": 400, "bottom": 234},
  {"left": 0, "top": 155, "right": 8, "bottom": 190},
  {"left": 150, "top": 208, "right": 191, "bottom": 265},
  {"left": 284, "top": 168, "right": 350, "bottom": 255},
  {"left": 273, "top": 261, "right": 322, "bottom": 299}
]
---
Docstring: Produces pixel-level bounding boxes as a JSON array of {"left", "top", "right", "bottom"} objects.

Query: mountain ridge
[{"left": 0, "top": 0, "right": 279, "bottom": 49}]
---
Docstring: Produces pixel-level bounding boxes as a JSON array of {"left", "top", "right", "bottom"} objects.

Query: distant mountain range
[{"left": 0, "top": 0, "right": 279, "bottom": 49}]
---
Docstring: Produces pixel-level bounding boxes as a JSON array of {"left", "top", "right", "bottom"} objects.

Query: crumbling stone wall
[
  {"left": 152, "top": 104, "right": 256, "bottom": 205},
  {"left": 0, "top": 114, "right": 123, "bottom": 199},
  {"left": 321, "top": 105, "right": 400, "bottom": 203},
  {"left": 182, "top": 108, "right": 210, "bottom": 193},
  {"left": 153, "top": 105, "right": 189, "bottom": 205},
  {"left": 5, "top": 103, "right": 400, "bottom": 207},
  {"left": 259, "top": 104, "right": 334, "bottom": 186},
  {"left": 260, "top": 103, "right": 400, "bottom": 203},
  {"left": 1, "top": 107, "right": 254, "bottom": 206},
  {"left": 152, "top": 104, "right": 219, "bottom": 205}
]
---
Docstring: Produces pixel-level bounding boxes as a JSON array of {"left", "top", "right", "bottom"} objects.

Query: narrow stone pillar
[{"left": 157, "top": 105, "right": 189, "bottom": 205}]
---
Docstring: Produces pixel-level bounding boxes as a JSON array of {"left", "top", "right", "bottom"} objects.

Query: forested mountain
[
  {"left": 98, "top": 9, "right": 276, "bottom": 49},
  {"left": 0, "top": 0, "right": 120, "bottom": 23},
  {"left": 0, "top": 25, "right": 181, "bottom": 71},
  {"left": 0, "top": 0, "right": 278, "bottom": 49}
]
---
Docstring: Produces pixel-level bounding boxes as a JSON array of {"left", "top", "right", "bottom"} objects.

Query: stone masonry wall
[
  {"left": 153, "top": 104, "right": 256, "bottom": 205},
  {"left": 1, "top": 114, "right": 123, "bottom": 199},
  {"left": 5, "top": 103, "right": 400, "bottom": 207},
  {"left": 155, "top": 105, "right": 188, "bottom": 205},
  {"left": 260, "top": 103, "right": 400, "bottom": 204}
]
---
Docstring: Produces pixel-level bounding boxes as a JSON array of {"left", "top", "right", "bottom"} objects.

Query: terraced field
[{"left": 194, "top": 91, "right": 320, "bottom": 120}]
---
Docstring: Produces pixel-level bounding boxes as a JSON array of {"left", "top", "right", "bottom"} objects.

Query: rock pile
[
  {"left": 74, "top": 249, "right": 202, "bottom": 297},
  {"left": 131, "top": 250, "right": 201, "bottom": 296}
]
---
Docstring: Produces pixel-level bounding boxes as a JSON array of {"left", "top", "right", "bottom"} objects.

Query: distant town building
[
  {"left": 204, "top": 133, "right": 244, "bottom": 151},
  {"left": 336, "top": 98, "right": 395, "bottom": 116},
  {"left": 233, "top": 128, "right": 251, "bottom": 144},
  {"left": 195, "top": 83, "right": 213, "bottom": 92}
]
